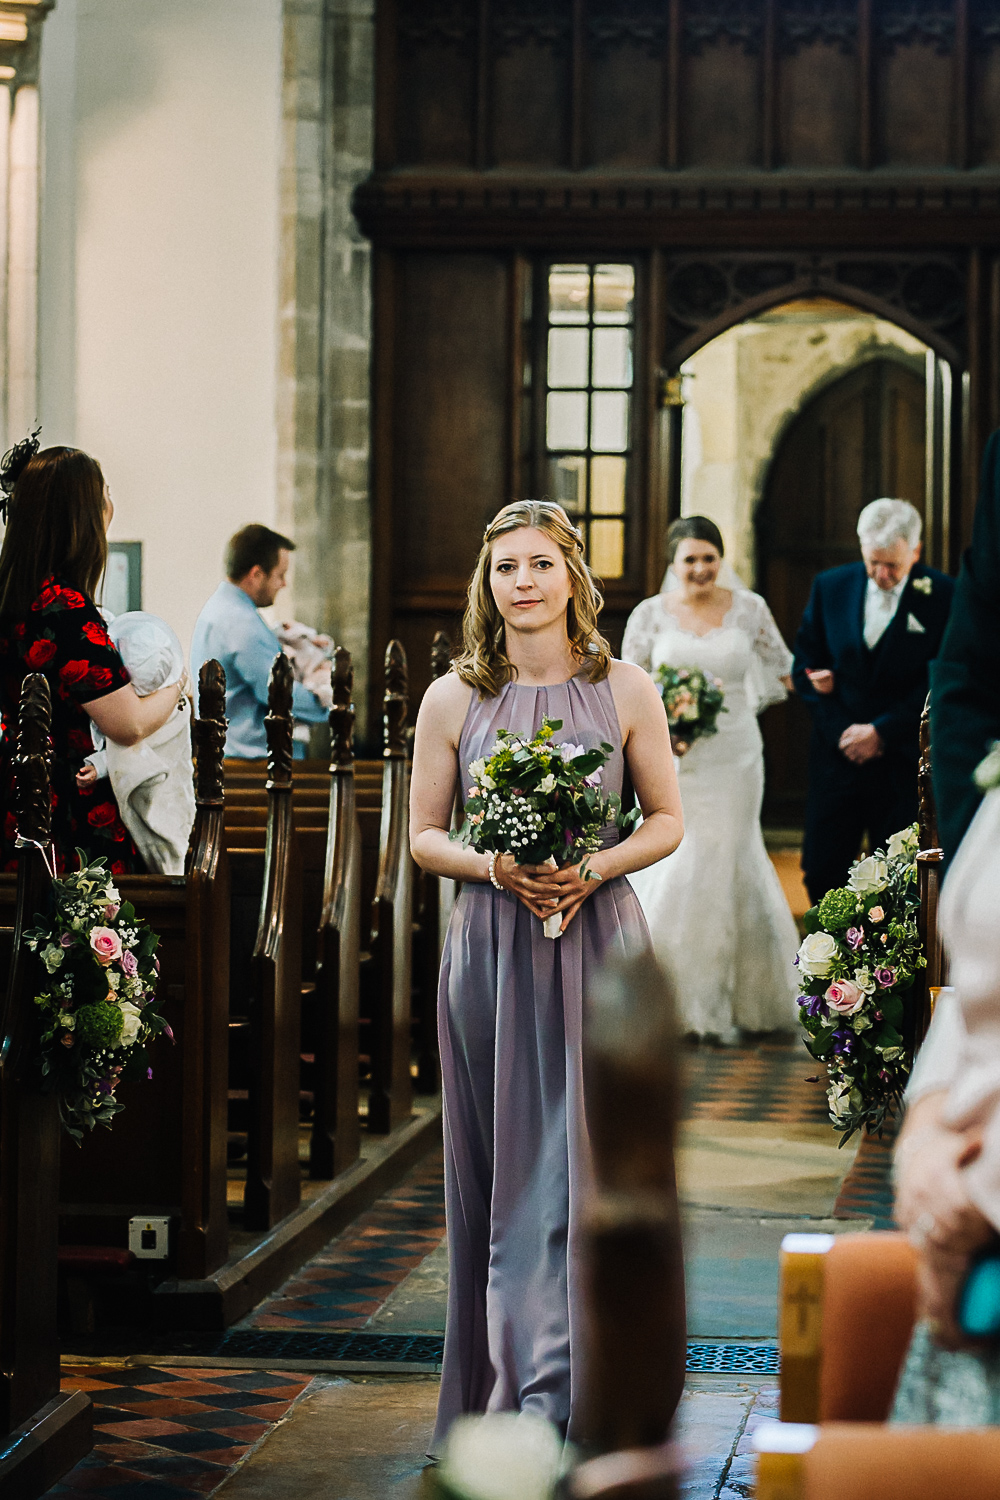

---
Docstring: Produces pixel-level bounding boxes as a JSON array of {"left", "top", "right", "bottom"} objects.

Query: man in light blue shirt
[{"left": 191, "top": 525, "right": 328, "bottom": 759}]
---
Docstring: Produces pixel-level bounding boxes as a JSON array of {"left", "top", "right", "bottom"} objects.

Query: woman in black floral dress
[{"left": 0, "top": 445, "right": 188, "bottom": 874}]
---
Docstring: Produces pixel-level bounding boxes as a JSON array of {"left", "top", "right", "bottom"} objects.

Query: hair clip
[{"left": 0, "top": 425, "right": 41, "bottom": 522}]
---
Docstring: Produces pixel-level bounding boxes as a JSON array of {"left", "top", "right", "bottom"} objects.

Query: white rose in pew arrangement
[
  {"left": 847, "top": 856, "right": 889, "bottom": 896},
  {"left": 117, "top": 1001, "right": 143, "bottom": 1048},
  {"left": 886, "top": 826, "right": 920, "bottom": 861},
  {"left": 795, "top": 930, "right": 840, "bottom": 980}
]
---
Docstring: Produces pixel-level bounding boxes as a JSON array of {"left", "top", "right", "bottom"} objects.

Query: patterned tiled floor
[
  {"left": 833, "top": 1115, "right": 898, "bottom": 1228},
  {"left": 682, "top": 1035, "right": 832, "bottom": 1128},
  {"left": 242, "top": 1150, "right": 447, "bottom": 1331},
  {"left": 53, "top": 1367, "right": 311, "bottom": 1500}
]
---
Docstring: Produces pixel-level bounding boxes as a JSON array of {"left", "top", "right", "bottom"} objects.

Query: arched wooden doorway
[{"left": 756, "top": 356, "right": 926, "bottom": 825}]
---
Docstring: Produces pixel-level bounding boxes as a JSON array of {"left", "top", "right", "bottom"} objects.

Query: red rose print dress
[{"left": 0, "top": 576, "right": 144, "bottom": 874}]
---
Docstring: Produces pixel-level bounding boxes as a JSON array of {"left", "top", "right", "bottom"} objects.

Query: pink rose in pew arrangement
[
  {"left": 121, "top": 949, "right": 138, "bottom": 978},
  {"left": 846, "top": 926, "right": 864, "bottom": 950},
  {"left": 874, "top": 966, "right": 896, "bottom": 988},
  {"left": 90, "top": 926, "right": 123, "bottom": 966},
  {"left": 104, "top": 902, "right": 120, "bottom": 921},
  {"left": 824, "top": 979, "right": 865, "bottom": 1016}
]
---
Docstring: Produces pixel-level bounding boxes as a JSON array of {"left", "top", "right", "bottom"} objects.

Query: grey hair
[{"left": 857, "top": 498, "right": 923, "bottom": 551}]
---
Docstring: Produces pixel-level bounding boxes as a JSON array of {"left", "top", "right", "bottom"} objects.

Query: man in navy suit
[{"left": 792, "top": 498, "right": 954, "bottom": 904}]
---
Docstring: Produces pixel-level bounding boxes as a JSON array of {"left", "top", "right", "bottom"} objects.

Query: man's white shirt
[{"left": 863, "top": 573, "right": 909, "bottom": 650}]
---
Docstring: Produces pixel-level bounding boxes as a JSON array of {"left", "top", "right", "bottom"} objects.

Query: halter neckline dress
[{"left": 432, "top": 670, "right": 652, "bottom": 1450}]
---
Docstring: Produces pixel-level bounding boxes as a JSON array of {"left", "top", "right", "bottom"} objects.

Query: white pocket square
[{"left": 906, "top": 613, "right": 926, "bottom": 634}]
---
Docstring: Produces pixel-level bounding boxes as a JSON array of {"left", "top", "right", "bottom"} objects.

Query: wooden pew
[
  {"left": 225, "top": 656, "right": 302, "bottom": 1229},
  {"left": 308, "top": 648, "right": 361, "bottom": 1179},
  {"left": 411, "top": 630, "right": 452, "bottom": 1094},
  {"left": 57, "top": 662, "right": 232, "bottom": 1280},
  {"left": 364, "top": 640, "right": 413, "bottom": 1133},
  {"left": 0, "top": 674, "right": 93, "bottom": 1492}
]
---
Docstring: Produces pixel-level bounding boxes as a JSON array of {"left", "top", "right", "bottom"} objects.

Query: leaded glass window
[{"left": 542, "top": 262, "right": 635, "bottom": 580}]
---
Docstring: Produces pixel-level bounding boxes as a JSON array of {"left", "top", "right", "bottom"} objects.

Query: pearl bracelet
[{"left": 488, "top": 851, "right": 503, "bottom": 891}]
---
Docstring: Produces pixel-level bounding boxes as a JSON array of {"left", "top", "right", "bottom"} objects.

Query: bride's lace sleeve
[
  {"left": 735, "top": 591, "right": 794, "bottom": 712},
  {"left": 620, "top": 596, "right": 662, "bottom": 674}
]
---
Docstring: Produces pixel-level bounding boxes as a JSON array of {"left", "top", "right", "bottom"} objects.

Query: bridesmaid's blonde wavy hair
[{"left": 454, "top": 500, "right": 613, "bottom": 699}]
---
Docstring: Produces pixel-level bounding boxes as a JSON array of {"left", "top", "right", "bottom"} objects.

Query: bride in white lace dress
[{"left": 622, "top": 517, "right": 801, "bottom": 1041}]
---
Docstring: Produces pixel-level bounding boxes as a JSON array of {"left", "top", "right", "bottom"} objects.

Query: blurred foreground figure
[{"left": 930, "top": 431, "right": 1000, "bottom": 865}]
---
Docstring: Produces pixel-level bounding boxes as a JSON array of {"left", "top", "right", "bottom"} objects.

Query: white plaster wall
[
  {"left": 38, "top": 0, "right": 286, "bottom": 656},
  {"left": 680, "top": 301, "right": 928, "bottom": 588}
]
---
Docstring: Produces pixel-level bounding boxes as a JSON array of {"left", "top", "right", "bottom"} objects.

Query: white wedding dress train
[{"left": 623, "top": 589, "right": 801, "bottom": 1039}]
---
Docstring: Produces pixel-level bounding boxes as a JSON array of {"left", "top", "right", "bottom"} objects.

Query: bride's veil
[
  {"left": 659, "top": 559, "right": 750, "bottom": 594},
  {"left": 659, "top": 558, "right": 787, "bottom": 712}
]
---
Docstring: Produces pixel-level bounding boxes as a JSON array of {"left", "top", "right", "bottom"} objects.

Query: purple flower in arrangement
[
  {"left": 584, "top": 770, "right": 603, "bottom": 787},
  {"left": 803, "top": 995, "right": 828, "bottom": 1019},
  {"left": 874, "top": 966, "right": 895, "bottom": 988},
  {"left": 147, "top": 1068, "right": 153, "bottom": 1080},
  {"left": 846, "top": 927, "right": 864, "bottom": 951},
  {"left": 163, "top": 1022, "right": 175, "bottom": 1043},
  {"left": 832, "top": 1028, "right": 854, "bottom": 1054},
  {"left": 121, "top": 949, "right": 138, "bottom": 978},
  {"left": 60, "top": 931, "right": 75, "bottom": 948},
  {"left": 874, "top": 1010, "right": 883, "bottom": 1022}
]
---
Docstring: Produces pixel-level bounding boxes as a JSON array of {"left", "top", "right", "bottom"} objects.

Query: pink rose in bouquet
[
  {"left": 90, "top": 926, "right": 123, "bottom": 966},
  {"left": 824, "top": 979, "right": 865, "bottom": 1016}
]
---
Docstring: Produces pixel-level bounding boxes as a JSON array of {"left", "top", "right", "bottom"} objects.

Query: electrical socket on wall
[{"left": 128, "top": 1216, "right": 171, "bottom": 1260}]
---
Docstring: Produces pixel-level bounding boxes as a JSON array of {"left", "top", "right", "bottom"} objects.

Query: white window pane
[
  {"left": 590, "top": 390, "right": 629, "bottom": 452},
  {"left": 549, "top": 265, "right": 590, "bottom": 324},
  {"left": 547, "top": 391, "right": 588, "bottom": 450},
  {"left": 590, "top": 455, "right": 626, "bottom": 515},
  {"left": 592, "top": 327, "right": 632, "bottom": 388},
  {"left": 547, "top": 456, "right": 586, "bottom": 513},
  {"left": 589, "top": 519, "right": 625, "bottom": 578},
  {"left": 548, "top": 327, "right": 589, "bottom": 388},
  {"left": 593, "top": 264, "right": 634, "bottom": 324}
]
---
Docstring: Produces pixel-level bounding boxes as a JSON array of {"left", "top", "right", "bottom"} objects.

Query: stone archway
[{"left": 662, "top": 251, "right": 965, "bottom": 372}]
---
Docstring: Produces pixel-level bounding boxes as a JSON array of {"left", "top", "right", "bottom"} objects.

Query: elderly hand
[
  {"left": 839, "top": 722, "right": 883, "bottom": 764},
  {"left": 895, "top": 1092, "right": 993, "bottom": 1347},
  {"left": 805, "top": 668, "right": 835, "bottom": 696}
]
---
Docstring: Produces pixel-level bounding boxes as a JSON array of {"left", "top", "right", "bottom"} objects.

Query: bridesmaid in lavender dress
[{"left": 410, "top": 501, "right": 683, "bottom": 1449}]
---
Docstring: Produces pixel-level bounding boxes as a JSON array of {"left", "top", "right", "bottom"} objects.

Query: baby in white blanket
[{"left": 83, "top": 612, "right": 195, "bottom": 875}]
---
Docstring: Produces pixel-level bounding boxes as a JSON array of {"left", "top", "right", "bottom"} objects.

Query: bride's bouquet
[
  {"left": 452, "top": 717, "right": 636, "bottom": 938},
  {"left": 654, "top": 664, "right": 725, "bottom": 755}
]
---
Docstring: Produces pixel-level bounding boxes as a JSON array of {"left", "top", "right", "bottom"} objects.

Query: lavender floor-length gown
[{"left": 432, "top": 673, "right": 652, "bottom": 1451}]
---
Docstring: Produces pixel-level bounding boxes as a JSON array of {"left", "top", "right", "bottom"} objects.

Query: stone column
[
  {"left": 0, "top": 1, "right": 54, "bottom": 451},
  {"left": 278, "top": 0, "right": 374, "bottom": 742}
]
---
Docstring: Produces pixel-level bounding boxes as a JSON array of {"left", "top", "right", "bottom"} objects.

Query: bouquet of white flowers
[{"left": 452, "top": 716, "right": 637, "bottom": 938}]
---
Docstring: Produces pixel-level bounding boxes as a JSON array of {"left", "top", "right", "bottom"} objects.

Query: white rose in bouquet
[
  {"left": 117, "top": 1001, "right": 143, "bottom": 1048},
  {"left": 886, "top": 826, "right": 919, "bottom": 862},
  {"left": 847, "top": 856, "right": 888, "bottom": 896},
  {"left": 797, "top": 930, "right": 839, "bottom": 979}
]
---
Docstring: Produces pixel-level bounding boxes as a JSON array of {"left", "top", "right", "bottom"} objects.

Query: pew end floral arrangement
[
  {"left": 24, "top": 852, "right": 168, "bottom": 1140},
  {"left": 794, "top": 823, "right": 925, "bottom": 1144},
  {"left": 654, "top": 664, "right": 725, "bottom": 755},
  {"left": 452, "top": 716, "right": 638, "bottom": 938}
]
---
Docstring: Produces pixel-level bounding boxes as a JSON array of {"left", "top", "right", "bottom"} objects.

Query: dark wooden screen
[
  {"left": 362, "top": 0, "right": 1000, "bottom": 732},
  {"left": 757, "top": 356, "right": 926, "bottom": 822}
]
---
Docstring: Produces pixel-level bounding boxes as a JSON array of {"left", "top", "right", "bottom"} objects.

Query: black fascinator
[{"left": 0, "top": 425, "right": 41, "bottom": 522}]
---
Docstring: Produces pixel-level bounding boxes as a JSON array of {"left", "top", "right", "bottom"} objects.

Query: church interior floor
[{"left": 49, "top": 1034, "right": 895, "bottom": 1500}]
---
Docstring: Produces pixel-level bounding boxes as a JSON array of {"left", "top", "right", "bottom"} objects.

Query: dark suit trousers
[{"left": 802, "top": 748, "right": 918, "bottom": 906}]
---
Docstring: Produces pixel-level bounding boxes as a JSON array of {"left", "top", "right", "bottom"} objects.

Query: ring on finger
[{"left": 910, "top": 1210, "right": 938, "bottom": 1249}]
